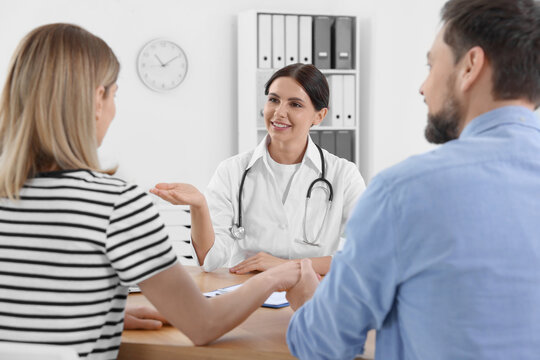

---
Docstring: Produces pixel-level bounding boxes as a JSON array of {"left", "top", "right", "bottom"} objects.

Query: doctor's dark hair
[
  {"left": 441, "top": 0, "right": 540, "bottom": 106},
  {"left": 264, "top": 63, "right": 329, "bottom": 111}
]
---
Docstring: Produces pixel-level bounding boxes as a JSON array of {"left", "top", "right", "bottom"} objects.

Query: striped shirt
[{"left": 0, "top": 169, "right": 178, "bottom": 359}]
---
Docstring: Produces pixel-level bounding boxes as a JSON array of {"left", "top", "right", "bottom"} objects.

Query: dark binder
[
  {"left": 320, "top": 130, "right": 336, "bottom": 156},
  {"left": 313, "top": 16, "right": 332, "bottom": 69},
  {"left": 310, "top": 130, "right": 321, "bottom": 146},
  {"left": 336, "top": 130, "right": 354, "bottom": 162},
  {"left": 333, "top": 17, "right": 353, "bottom": 69}
]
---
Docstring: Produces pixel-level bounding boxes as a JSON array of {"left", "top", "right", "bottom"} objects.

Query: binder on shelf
[
  {"left": 285, "top": 15, "right": 299, "bottom": 65},
  {"left": 258, "top": 14, "right": 272, "bottom": 69},
  {"left": 309, "top": 130, "right": 320, "bottom": 146},
  {"left": 320, "top": 130, "right": 336, "bottom": 155},
  {"left": 313, "top": 16, "right": 332, "bottom": 69},
  {"left": 336, "top": 130, "right": 353, "bottom": 162},
  {"left": 299, "top": 16, "right": 312, "bottom": 64},
  {"left": 333, "top": 17, "right": 353, "bottom": 69},
  {"left": 272, "top": 15, "right": 285, "bottom": 69},
  {"left": 256, "top": 69, "right": 273, "bottom": 127},
  {"left": 329, "top": 75, "right": 344, "bottom": 127},
  {"left": 343, "top": 75, "right": 355, "bottom": 127}
]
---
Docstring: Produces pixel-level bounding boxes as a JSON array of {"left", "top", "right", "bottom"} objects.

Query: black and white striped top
[{"left": 0, "top": 169, "right": 178, "bottom": 359}]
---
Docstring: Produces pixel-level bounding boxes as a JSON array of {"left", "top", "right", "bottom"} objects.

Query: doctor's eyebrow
[
  {"left": 268, "top": 92, "right": 305, "bottom": 103},
  {"left": 287, "top": 97, "right": 305, "bottom": 103}
]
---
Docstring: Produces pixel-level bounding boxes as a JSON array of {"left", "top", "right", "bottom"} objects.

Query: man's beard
[{"left": 424, "top": 75, "right": 462, "bottom": 144}]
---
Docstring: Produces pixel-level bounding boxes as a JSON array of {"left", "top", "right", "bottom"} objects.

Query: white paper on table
[{"left": 203, "top": 283, "right": 289, "bottom": 308}]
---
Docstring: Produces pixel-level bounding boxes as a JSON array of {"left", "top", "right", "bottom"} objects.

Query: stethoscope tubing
[{"left": 231, "top": 144, "right": 333, "bottom": 244}]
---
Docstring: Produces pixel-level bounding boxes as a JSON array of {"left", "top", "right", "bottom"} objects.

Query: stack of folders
[
  {"left": 310, "top": 130, "right": 354, "bottom": 163},
  {"left": 258, "top": 14, "right": 354, "bottom": 70},
  {"left": 326, "top": 74, "right": 356, "bottom": 128}
]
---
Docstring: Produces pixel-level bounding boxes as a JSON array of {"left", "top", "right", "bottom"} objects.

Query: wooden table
[{"left": 118, "top": 266, "right": 375, "bottom": 360}]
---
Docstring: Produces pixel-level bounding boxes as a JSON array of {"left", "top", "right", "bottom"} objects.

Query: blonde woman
[{"left": 0, "top": 23, "right": 300, "bottom": 359}]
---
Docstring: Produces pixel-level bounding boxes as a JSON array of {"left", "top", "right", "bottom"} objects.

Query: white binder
[
  {"left": 299, "top": 16, "right": 312, "bottom": 64},
  {"left": 285, "top": 15, "right": 299, "bottom": 65},
  {"left": 272, "top": 15, "right": 285, "bottom": 68},
  {"left": 258, "top": 14, "right": 272, "bottom": 69},
  {"left": 343, "top": 75, "right": 355, "bottom": 127},
  {"left": 329, "top": 75, "right": 344, "bottom": 127}
]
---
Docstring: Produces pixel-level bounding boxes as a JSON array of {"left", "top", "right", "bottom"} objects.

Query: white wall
[{"left": 0, "top": 0, "right": 448, "bottom": 188}]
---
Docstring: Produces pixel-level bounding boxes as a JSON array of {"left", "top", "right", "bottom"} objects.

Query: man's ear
[
  {"left": 95, "top": 85, "right": 105, "bottom": 121},
  {"left": 313, "top": 108, "right": 328, "bottom": 126},
  {"left": 457, "top": 46, "right": 486, "bottom": 93}
]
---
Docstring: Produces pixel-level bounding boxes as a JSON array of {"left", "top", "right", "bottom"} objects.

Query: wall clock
[{"left": 137, "top": 38, "right": 188, "bottom": 92}]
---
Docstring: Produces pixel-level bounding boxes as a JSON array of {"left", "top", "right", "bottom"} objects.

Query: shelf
[{"left": 238, "top": 10, "right": 361, "bottom": 165}]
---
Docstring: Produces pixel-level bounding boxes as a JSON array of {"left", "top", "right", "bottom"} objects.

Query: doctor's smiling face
[{"left": 264, "top": 76, "right": 327, "bottom": 151}]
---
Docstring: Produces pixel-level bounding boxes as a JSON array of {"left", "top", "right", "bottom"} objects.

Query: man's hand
[
  {"left": 229, "top": 252, "right": 287, "bottom": 274},
  {"left": 286, "top": 258, "right": 320, "bottom": 311},
  {"left": 124, "top": 304, "right": 169, "bottom": 330}
]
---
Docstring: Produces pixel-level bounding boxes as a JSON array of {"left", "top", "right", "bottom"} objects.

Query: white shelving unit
[{"left": 237, "top": 10, "right": 361, "bottom": 165}]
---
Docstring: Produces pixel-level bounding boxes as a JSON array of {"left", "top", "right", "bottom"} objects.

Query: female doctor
[{"left": 152, "top": 63, "right": 365, "bottom": 275}]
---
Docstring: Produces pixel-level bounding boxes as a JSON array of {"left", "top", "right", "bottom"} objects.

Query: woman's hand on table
[
  {"left": 229, "top": 252, "right": 288, "bottom": 274},
  {"left": 124, "top": 304, "right": 170, "bottom": 330}
]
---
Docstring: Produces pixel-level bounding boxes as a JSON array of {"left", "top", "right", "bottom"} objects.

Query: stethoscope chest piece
[{"left": 230, "top": 224, "right": 246, "bottom": 240}]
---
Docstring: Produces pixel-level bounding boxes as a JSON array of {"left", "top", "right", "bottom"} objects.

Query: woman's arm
[
  {"left": 150, "top": 183, "right": 214, "bottom": 265},
  {"left": 138, "top": 261, "right": 300, "bottom": 345}
]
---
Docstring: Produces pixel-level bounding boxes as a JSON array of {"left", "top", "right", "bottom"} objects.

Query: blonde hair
[{"left": 0, "top": 23, "right": 120, "bottom": 199}]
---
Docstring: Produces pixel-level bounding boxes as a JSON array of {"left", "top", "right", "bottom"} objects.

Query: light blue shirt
[{"left": 287, "top": 106, "right": 540, "bottom": 360}]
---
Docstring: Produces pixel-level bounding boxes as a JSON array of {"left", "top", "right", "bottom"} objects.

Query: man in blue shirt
[{"left": 286, "top": 0, "right": 540, "bottom": 359}]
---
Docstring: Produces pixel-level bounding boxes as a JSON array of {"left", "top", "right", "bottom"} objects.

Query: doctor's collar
[{"left": 246, "top": 134, "right": 323, "bottom": 174}]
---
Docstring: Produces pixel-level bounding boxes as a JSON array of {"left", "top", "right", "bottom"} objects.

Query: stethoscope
[{"left": 230, "top": 144, "right": 333, "bottom": 246}]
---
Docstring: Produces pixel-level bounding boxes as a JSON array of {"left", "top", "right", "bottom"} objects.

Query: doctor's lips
[{"left": 271, "top": 121, "right": 291, "bottom": 129}]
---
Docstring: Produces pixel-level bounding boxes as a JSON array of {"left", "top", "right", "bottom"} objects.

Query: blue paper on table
[{"left": 203, "top": 284, "right": 289, "bottom": 308}]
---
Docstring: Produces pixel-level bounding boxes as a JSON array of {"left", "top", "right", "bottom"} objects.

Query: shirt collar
[
  {"left": 459, "top": 106, "right": 540, "bottom": 139},
  {"left": 246, "top": 134, "right": 323, "bottom": 174}
]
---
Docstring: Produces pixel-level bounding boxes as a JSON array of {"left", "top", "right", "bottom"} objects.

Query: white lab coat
[{"left": 194, "top": 135, "right": 366, "bottom": 271}]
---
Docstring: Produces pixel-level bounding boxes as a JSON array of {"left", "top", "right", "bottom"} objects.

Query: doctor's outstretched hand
[
  {"left": 230, "top": 251, "right": 288, "bottom": 274},
  {"left": 150, "top": 183, "right": 206, "bottom": 208}
]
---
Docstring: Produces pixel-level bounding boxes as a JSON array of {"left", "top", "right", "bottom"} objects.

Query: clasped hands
[{"left": 231, "top": 254, "right": 321, "bottom": 311}]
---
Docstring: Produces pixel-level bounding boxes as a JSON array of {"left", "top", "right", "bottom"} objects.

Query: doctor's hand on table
[
  {"left": 286, "top": 259, "right": 320, "bottom": 311},
  {"left": 229, "top": 251, "right": 288, "bottom": 274},
  {"left": 124, "top": 304, "right": 170, "bottom": 330}
]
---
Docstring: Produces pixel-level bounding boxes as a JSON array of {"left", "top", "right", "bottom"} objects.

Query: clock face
[{"left": 137, "top": 39, "right": 188, "bottom": 92}]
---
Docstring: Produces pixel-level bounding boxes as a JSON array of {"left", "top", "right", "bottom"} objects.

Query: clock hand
[
  {"left": 163, "top": 55, "right": 180, "bottom": 66},
  {"left": 154, "top": 54, "right": 165, "bottom": 67}
]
